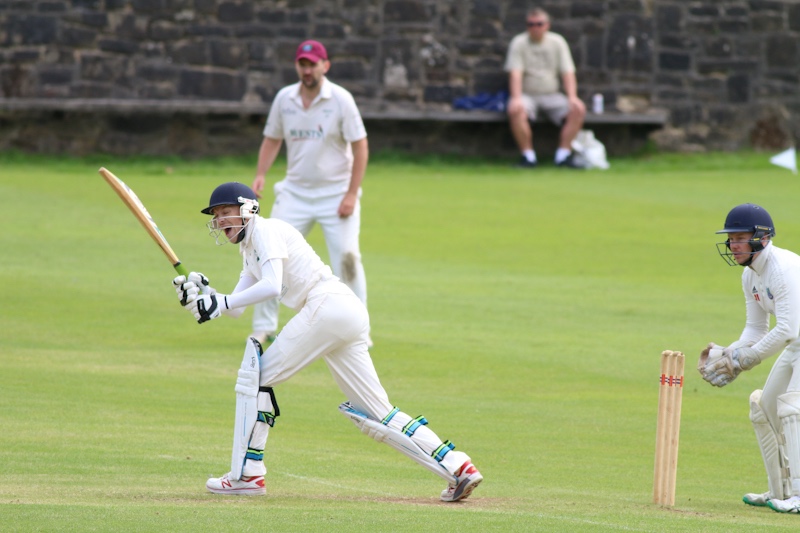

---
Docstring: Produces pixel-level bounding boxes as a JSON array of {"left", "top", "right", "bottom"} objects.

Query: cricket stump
[{"left": 653, "top": 350, "right": 685, "bottom": 507}]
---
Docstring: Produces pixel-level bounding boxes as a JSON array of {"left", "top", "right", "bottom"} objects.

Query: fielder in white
[
  {"left": 699, "top": 203, "right": 800, "bottom": 513},
  {"left": 172, "top": 182, "right": 483, "bottom": 501},
  {"left": 250, "top": 39, "right": 370, "bottom": 347}
]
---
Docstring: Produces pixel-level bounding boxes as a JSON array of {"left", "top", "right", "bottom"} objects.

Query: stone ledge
[{"left": 0, "top": 98, "right": 669, "bottom": 125}]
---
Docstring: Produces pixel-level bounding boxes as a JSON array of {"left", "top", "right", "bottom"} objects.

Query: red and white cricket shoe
[
  {"left": 440, "top": 461, "right": 483, "bottom": 502},
  {"left": 206, "top": 472, "right": 266, "bottom": 496}
]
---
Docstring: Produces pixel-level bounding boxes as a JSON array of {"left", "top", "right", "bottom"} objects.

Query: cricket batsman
[
  {"left": 699, "top": 203, "right": 800, "bottom": 513},
  {"left": 172, "top": 182, "right": 483, "bottom": 501}
]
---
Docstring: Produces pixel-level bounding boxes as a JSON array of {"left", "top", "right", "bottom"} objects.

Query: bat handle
[{"left": 173, "top": 262, "right": 190, "bottom": 277}]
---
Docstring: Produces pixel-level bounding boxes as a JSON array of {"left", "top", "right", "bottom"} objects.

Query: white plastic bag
[{"left": 571, "top": 130, "right": 610, "bottom": 170}]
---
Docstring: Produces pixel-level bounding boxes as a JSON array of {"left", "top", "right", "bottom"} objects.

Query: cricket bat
[{"left": 99, "top": 167, "right": 190, "bottom": 277}]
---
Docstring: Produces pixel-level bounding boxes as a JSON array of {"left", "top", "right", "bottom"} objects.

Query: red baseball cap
[{"left": 296, "top": 40, "right": 328, "bottom": 63}]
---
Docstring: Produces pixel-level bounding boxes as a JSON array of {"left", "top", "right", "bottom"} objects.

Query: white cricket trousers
[
  {"left": 260, "top": 280, "right": 387, "bottom": 419},
  {"left": 252, "top": 186, "right": 367, "bottom": 334},
  {"left": 760, "top": 347, "right": 800, "bottom": 433}
]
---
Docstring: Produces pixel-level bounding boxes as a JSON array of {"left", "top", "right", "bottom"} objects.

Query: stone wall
[{"left": 1, "top": 0, "right": 799, "bottom": 155}]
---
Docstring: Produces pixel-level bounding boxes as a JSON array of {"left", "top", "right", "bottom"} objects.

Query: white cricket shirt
[
  {"left": 738, "top": 242, "right": 800, "bottom": 358},
  {"left": 238, "top": 216, "right": 334, "bottom": 311},
  {"left": 264, "top": 78, "right": 367, "bottom": 199}
]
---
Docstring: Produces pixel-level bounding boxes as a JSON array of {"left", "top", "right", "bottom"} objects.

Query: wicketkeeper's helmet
[{"left": 716, "top": 203, "right": 775, "bottom": 266}]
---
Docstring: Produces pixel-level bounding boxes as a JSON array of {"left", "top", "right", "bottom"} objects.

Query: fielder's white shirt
[
  {"left": 738, "top": 242, "right": 800, "bottom": 358},
  {"left": 264, "top": 78, "right": 367, "bottom": 199},
  {"left": 233, "top": 216, "right": 334, "bottom": 311}
]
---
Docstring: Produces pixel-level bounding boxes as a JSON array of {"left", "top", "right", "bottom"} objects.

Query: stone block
[
  {"left": 98, "top": 38, "right": 140, "bottom": 55},
  {"left": 150, "top": 20, "right": 184, "bottom": 41},
  {"left": 423, "top": 85, "right": 467, "bottom": 103},
  {"left": 659, "top": 34, "right": 698, "bottom": 51},
  {"left": 725, "top": 6, "right": 748, "bottom": 17},
  {"left": 471, "top": 0, "right": 500, "bottom": 18},
  {"left": 473, "top": 71, "right": 507, "bottom": 93},
  {"left": 766, "top": 34, "right": 798, "bottom": 68},
  {"left": 257, "top": 10, "right": 285, "bottom": 24},
  {"left": 697, "top": 59, "right": 759, "bottom": 75},
  {"left": 606, "top": 14, "right": 654, "bottom": 71},
  {"left": 331, "top": 60, "right": 366, "bottom": 81},
  {"left": 10, "top": 15, "right": 59, "bottom": 45},
  {"left": 727, "top": 73, "right": 750, "bottom": 103},
  {"left": 186, "top": 24, "right": 231, "bottom": 37},
  {"left": 749, "top": 1, "right": 783, "bottom": 12},
  {"left": 137, "top": 62, "right": 179, "bottom": 82},
  {"left": 658, "top": 52, "right": 690, "bottom": 71},
  {"left": 178, "top": 68, "right": 247, "bottom": 100},
  {"left": 790, "top": 4, "right": 800, "bottom": 31},
  {"left": 752, "top": 14, "right": 784, "bottom": 32},
  {"left": 655, "top": 4, "right": 682, "bottom": 32},
  {"left": 278, "top": 26, "right": 307, "bottom": 39},
  {"left": 717, "top": 19, "right": 749, "bottom": 33},
  {"left": 468, "top": 19, "right": 500, "bottom": 39},
  {"left": 688, "top": 6, "right": 719, "bottom": 17},
  {"left": 312, "top": 23, "right": 346, "bottom": 39},
  {"left": 704, "top": 37, "right": 733, "bottom": 58},
  {"left": 69, "top": 81, "right": 113, "bottom": 98},
  {"left": 384, "top": 1, "right": 428, "bottom": 23},
  {"left": 218, "top": 1, "right": 254, "bottom": 23},
  {"left": 170, "top": 42, "right": 208, "bottom": 65},
  {"left": 210, "top": 40, "right": 247, "bottom": 68},
  {"left": 80, "top": 54, "right": 126, "bottom": 81},
  {"left": 37, "top": 66, "right": 73, "bottom": 85},
  {"left": 571, "top": 2, "right": 604, "bottom": 18},
  {"left": 233, "top": 24, "right": 275, "bottom": 38},
  {"left": 61, "top": 26, "right": 97, "bottom": 47},
  {"left": 37, "top": 2, "right": 67, "bottom": 13}
]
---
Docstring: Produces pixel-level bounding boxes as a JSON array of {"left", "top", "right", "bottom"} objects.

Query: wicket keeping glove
[
  {"left": 701, "top": 346, "right": 761, "bottom": 387},
  {"left": 189, "top": 293, "right": 229, "bottom": 324}
]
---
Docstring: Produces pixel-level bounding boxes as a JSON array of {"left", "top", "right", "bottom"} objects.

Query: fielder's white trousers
[{"left": 252, "top": 185, "right": 367, "bottom": 335}]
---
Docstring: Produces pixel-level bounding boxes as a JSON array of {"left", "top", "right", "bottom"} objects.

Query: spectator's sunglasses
[{"left": 526, "top": 21, "right": 546, "bottom": 27}]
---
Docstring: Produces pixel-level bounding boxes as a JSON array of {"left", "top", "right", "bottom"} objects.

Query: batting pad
[
  {"left": 778, "top": 392, "right": 800, "bottom": 495},
  {"left": 231, "top": 338, "right": 261, "bottom": 480},
  {"left": 338, "top": 402, "right": 456, "bottom": 484},
  {"left": 750, "top": 389, "right": 790, "bottom": 499}
]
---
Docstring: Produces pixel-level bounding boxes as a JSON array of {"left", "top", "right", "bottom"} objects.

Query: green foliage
[{"left": 2, "top": 151, "right": 800, "bottom": 531}]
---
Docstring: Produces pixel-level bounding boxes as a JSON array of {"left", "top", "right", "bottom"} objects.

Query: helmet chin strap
[{"left": 233, "top": 218, "right": 250, "bottom": 244}]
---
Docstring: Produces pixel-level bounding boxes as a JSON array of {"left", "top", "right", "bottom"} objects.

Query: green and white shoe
[
  {"left": 768, "top": 495, "right": 800, "bottom": 513},
  {"left": 742, "top": 491, "right": 771, "bottom": 507}
]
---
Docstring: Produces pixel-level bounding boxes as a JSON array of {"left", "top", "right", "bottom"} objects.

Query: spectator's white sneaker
[
  {"left": 767, "top": 495, "right": 800, "bottom": 513},
  {"left": 206, "top": 472, "right": 266, "bottom": 495},
  {"left": 742, "top": 491, "right": 771, "bottom": 507},
  {"left": 440, "top": 461, "right": 483, "bottom": 502}
]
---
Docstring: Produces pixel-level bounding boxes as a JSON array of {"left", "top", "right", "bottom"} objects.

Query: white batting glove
[
  {"left": 188, "top": 272, "right": 216, "bottom": 295},
  {"left": 173, "top": 275, "right": 200, "bottom": 307},
  {"left": 189, "top": 293, "right": 229, "bottom": 324}
]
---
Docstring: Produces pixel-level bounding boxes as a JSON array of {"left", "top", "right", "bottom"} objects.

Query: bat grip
[{"left": 173, "top": 262, "right": 190, "bottom": 277}]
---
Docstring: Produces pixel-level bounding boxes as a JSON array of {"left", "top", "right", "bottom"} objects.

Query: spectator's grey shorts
[{"left": 520, "top": 93, "right": 570, "bottom": 124}]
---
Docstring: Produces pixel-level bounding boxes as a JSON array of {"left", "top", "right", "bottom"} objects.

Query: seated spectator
[{"left": 505, "top": 7, "right": 587, "bottom": 168}]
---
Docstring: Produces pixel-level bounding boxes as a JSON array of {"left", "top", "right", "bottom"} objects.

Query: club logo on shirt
[
  {"left": 289, "top": 125, "right": 324, "bottom": 141},
  {"left": 766, "top": 287, "right": 774, "bottom": 300},
  {"left": 752, "top": 286, "right": 760, "bottom": 301}
]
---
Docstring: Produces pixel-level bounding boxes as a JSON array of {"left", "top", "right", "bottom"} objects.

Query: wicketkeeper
[
  {"left": 699, "top": 203, "right": 800, "bottom": 513},
  {"left": 172, "top": 182, "right": 483, "bottom": 501}
]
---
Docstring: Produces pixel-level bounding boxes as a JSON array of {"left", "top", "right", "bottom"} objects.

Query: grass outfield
[{"left": 3, "top": 151, "right": 800, "bottom": 531}]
